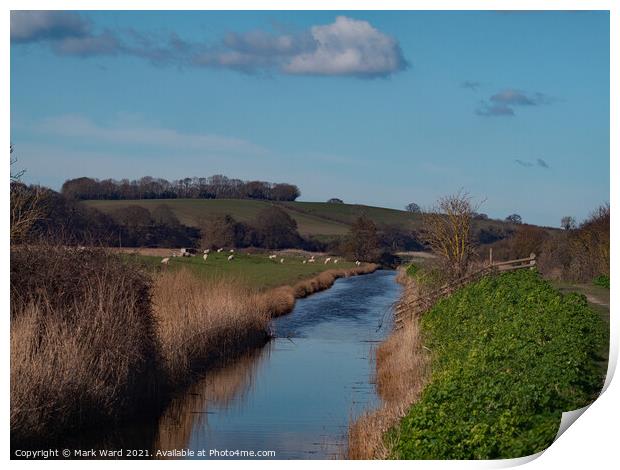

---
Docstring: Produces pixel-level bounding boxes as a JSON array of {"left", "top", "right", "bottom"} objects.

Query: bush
[
  {"left": 391, "top": 270, "right": 605, "bottom": 459},
  {"left": 593, "top": 275, "right": 610, "bottom": 289}
]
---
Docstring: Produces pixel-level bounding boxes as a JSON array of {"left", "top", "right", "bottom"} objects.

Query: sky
[{"left": 10, "top": 10, "right": 610, "bottom": 226}]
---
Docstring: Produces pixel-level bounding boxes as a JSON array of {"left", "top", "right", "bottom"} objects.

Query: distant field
[
  {"left": 83, "top": 199, "right": 512, "bottom": 239},
  {"left": 125, "top": 249, "right": 358, "bottom": 290}
]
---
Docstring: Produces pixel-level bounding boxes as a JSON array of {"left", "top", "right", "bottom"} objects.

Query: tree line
[{"left": 61, "top": 175, "right": 301, "bottom": 201}]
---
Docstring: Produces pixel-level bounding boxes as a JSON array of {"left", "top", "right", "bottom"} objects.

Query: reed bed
[{"left": 347, "top": 280, "right": 431, "bottom": 459}]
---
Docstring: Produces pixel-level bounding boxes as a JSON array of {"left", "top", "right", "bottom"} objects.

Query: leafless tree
[
  {"left": 10, "top": 146, "right": 46, "bottom": 244},
  {"left": 421, "top": 190, "right": 481, "bottom": 278}
]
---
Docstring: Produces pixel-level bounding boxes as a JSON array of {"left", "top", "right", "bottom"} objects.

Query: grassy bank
[
  {"left": 350, "top": 269, "right": 606, "bottom": 459},
  {"left": 11, "top": 246, "right": 376, "bottom": 446}
]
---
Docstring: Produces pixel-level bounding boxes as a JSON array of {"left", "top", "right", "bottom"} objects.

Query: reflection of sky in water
[{"left": 180, "top": 270, "right": 401, "bottom": 459}]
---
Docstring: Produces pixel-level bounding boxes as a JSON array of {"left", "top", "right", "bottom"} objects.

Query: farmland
[{"left": 125, "top": 249, "right": 359, "bottom": 290}]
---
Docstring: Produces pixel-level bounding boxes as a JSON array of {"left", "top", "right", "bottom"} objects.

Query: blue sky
[{"left": 10, "top": 10, "right": 609, "bottom": 226}]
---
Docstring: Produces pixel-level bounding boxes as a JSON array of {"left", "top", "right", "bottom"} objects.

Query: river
[{"left": 70, "top": 269, "right": 401, "bottom": 459}]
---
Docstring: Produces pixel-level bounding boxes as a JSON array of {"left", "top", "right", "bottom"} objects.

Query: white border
[{"left": 3, "top": 2, "right": 616, "bottom": 468}]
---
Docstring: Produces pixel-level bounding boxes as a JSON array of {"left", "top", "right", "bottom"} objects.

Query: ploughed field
[{"left": 127, "top": 249, "right": 358, "bottom": 290}]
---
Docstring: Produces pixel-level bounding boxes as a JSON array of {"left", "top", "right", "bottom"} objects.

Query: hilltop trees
[
  {"left": 405, "top": 202, "right": 422, "bottom": 213},
  {"left": 505, "top": 214, "right": 523, "bottom": 224},
  {"left": 61, "top": 175, "right": 301, "bottom": 202}
]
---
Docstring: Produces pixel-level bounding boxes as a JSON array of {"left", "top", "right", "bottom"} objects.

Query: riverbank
[
  {"left": 349, "top": 268, "right": 606, "bottom": 459},
  {"left": 10, "top": 245, "right": 377, "bottom": 449}
]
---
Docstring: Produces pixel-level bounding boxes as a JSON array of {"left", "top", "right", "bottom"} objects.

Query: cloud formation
[
  {"left": 11, "top": 12, "right": 407, "bottom": 77},
  {"left": 476, "top": 88, "right": 553, "bottom": 117},
  {"left": 514, "top": 158, "right": 550, "bottom": 169}
]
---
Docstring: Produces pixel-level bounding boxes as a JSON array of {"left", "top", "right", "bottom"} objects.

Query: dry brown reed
[
  {"left": 152, "top": 269, "right": 271, "bottom": 388},
  {"left": 10, "top": 246, "right": 161, "bottom": 445},
  {"left": 347, "top": 280, "right": 431, "bottom": 459}
]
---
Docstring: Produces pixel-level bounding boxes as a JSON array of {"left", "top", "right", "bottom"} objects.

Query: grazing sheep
[
  {"left": 161, "top": 257, "right": 170, "bottom": 265},
  {"left": 324, "top": 257, "right": 332, "bottom": 264},
  {"left": 308, "top": 258, "right": 315, "bottom": 263},
  {"left": 355, "top": 260, "right": 361, "bottom": 266},
  {"left": 302, "top": 260, "right": 307, "bottom": 264},
  {"left": 268, "top": 254, "right": 277, "bottom": 259},
  {"left": 227, "top": 254, "right": 234, "bottom": 261},
  {"left": 217, "top": 248, "right": 223, "bottom": 253},
  {"left": 203, "top": 254, "right": 208, "bottom": 261},
  {"left": 334, "top": 259, "right": 339, "bottom": 264},
  {"left": 280, "top": 258, "right": 284, "bottom": 264},
  {"left": 203, "top": 249, "right": 210, "bottom": 254},
  {"left": 229, "top": 249, "right": 235, "bottom": 253}
]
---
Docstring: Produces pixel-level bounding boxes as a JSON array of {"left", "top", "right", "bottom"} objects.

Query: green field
[
  {"left": 131, "top": 250, "right": 358, "bottom": 290},
  {"left": 83, "top": 198, "right": 511, "bottom": 238}
]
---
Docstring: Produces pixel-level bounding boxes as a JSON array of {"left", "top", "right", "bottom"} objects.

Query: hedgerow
[
  {"left": 593, "top": 275, "right": 610, "bottom": 289},
  {"left": 391, "top": 269, "right": 606, "bottom": 459}
]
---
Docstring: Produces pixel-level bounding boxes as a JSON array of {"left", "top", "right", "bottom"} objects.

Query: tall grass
[
  {"left": 152, "top": 269, "right": 270, "bottom": 387},
  {"left": 11, "top": 246, "right": 161, "bottom": 445}
]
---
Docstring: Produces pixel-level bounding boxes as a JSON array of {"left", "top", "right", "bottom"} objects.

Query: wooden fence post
[{"left": 529, "top": 253, "right": 536, "bottom": 269}]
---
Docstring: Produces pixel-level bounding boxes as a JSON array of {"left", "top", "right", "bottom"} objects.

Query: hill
[{"left": 81, "top": 198, "right": 513, "bottom": 240}]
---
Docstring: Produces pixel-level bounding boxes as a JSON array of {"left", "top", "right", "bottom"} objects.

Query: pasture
[{"left": 127, "top": 249, "right": 358, "bottom": 290}]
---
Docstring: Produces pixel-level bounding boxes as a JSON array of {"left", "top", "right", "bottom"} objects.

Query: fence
[{"left": 394, "top": 253, "right": 536, "bottom": 328}]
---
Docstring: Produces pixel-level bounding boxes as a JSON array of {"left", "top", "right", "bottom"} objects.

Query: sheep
[
  {"left": 334, "top": 259, "right": 339, "bottom": 264},
  {"left": 302, "top": 260, "right": 307, "bottom": 264},
  {"left": 355, "top": 260, "right": 361, "bottom": 266},
  {"left": 280, "top": 258, "right": 285, "bottom": 264},
  {"left": 308, "top": 258, "right": 316, "bottom": 263},
  {"left": 161, "top": 257, "right": 170, "bottom": 265},
  {"left": 203, "top": 254, "right": 208, "bottom": 261},
  {"left": 203, "top": 249, "right": 210, "bottom": 254},
  {"left": 217, "top": 248, "right": 223, "bottom": 253},
  {"left": 324, "top": 257, "right": 332, "bottom": 264},
  {"left": 229, "top": 249, "right": 235, "bottom": 253},
  {"left": 268, "top": 254, "right": 277, "bottom": 260},
  {"left": 227, "top": 254, "right": 234, "bottom": 261}
]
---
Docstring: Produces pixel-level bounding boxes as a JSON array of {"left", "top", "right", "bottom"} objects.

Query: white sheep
[
  {"left": 268, "top": 254, "right": 277, "bottom": 259},
  {"left": 308, "top": 258, "right": 315, "bottom": 263},
  {"left": 217, "top": 248, "right": 223, "bottom": 253},
  {"left": 229, "top": 249, "right": 235, "bottom": 253},
  {"left": 161, "top": 257, "right": 170, "bottom": 265},
  {"left": 355, "top": 260, "right": 361, "bottom": 266},
  {"left": 302, "top": 260, "right": 307, "bottom": 264},
  {"left": 334, "top": 259, "right": 339, "bottom": 264},
  {"left": 203, "top": 254, "right": 208, "bottom": 261},
  {"left": 324, "top": 257, "right": 332, "bottom": 264},
  {"left": 227, "top": 254, "right": 234, "bottom": 261},
  {"left": 280, "top": 258, "right": 284, "bottom": 264},
  {"left": 204, "top": 249, "right": 210, "bottom": 254}
]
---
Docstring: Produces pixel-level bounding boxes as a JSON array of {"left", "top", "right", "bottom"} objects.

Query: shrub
[
  {"left": 593, "top": 275, "right": 610, "bottom": 289},
  {"left": 391, "top": 270, "right": 606, "bottom": 459}
]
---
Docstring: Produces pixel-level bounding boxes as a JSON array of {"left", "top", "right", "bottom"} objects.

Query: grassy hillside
[{"left": 83, "top": 198, "right": 512, "bottom": 239}]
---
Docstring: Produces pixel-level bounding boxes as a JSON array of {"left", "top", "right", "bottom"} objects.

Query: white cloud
[{"left": 283, "top": 16, "right": 406, "bottom": 77}]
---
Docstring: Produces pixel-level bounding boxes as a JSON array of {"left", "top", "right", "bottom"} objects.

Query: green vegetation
[
  {"left": 593, "top": 274, "right": 610, "bottom": 289},
  {"left": 132, "top": 251, "right": 357, "bottom": 290},
  {"left": 390, "top": 269, "right": 606, "bottom": 459}
]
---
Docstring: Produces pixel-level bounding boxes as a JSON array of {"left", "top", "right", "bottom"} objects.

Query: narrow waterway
[{"left": 154, "top": 269, "right": 401, "bottom": 459}]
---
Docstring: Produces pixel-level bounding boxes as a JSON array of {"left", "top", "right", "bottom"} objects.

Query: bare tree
[
  {"left": 421, "top": 190, "right": 480, "bottom": 278},
  {"left": 10, "top": 146, "right": 46, "bottom": 244}
]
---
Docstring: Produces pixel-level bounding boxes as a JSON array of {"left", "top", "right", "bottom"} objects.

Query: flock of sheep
[{"left": 161, "top": 249, "right": 362, "bottom": 267}]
